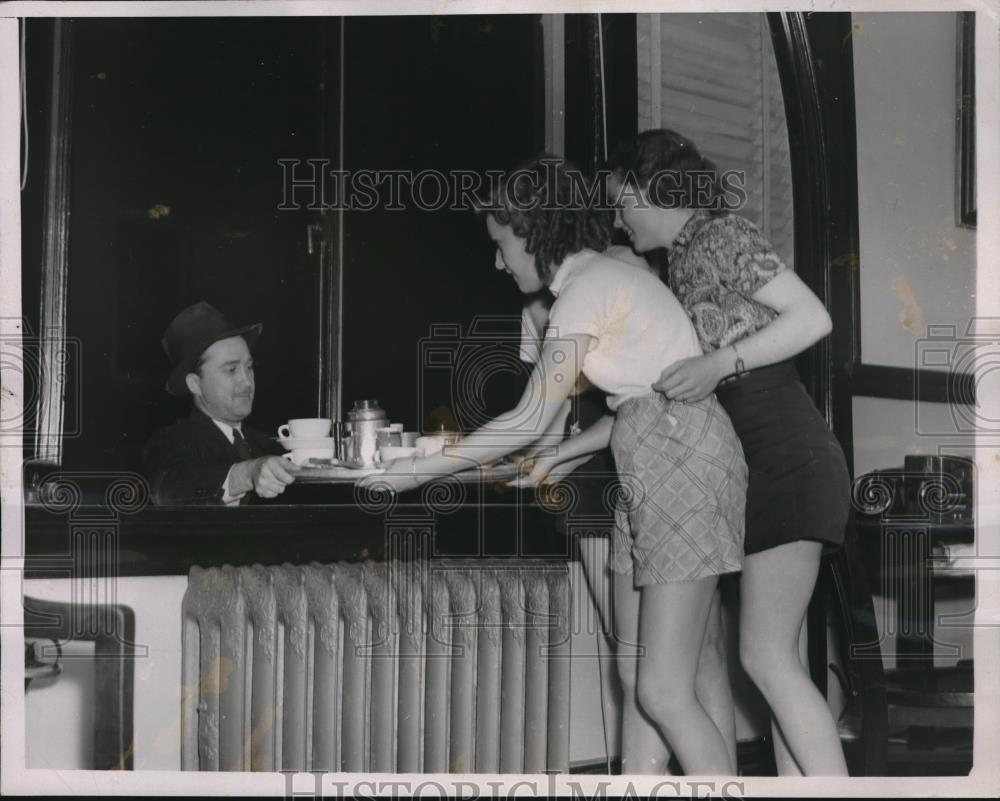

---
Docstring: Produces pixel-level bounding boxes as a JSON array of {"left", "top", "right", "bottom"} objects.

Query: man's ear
[{"left": 185, "top": 372, "right": 201, "bottom": 397}]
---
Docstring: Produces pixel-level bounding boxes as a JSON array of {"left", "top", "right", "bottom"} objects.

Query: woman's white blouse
[
  {"left": 519, "top": 245, "right": 652, "bottom": 366},
  {"left": 546, "top": 249, "right": 702, "bottom": 410}
]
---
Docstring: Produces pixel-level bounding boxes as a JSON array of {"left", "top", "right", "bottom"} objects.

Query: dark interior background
[
  {"left": 21, "top": 15, "right": 566, "bottom": 471},
  {"left": 339, "top": 15, "right": 543, "bottom": 434},
  {"left": 33, "top": 17, "right": 333, "bottom": 469}
]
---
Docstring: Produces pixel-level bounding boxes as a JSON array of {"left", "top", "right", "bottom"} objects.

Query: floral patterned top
[{"left": 666, "top": 210, "right": 787, "bottom": 353}]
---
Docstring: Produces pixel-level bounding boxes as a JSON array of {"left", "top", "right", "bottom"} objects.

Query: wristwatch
[{"left": 732, "top": 344, "right": 746, "bottom": 378}]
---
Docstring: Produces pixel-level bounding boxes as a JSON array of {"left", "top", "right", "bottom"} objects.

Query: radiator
[{"left": 180, "top": 560, "right": 571, "bottom": 773}]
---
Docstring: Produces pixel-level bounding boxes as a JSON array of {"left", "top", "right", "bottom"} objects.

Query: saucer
[
  {"left": 277, "top": 436, "right": 336, "bottom": 451},
  {"left": 294, "top": 465, "right": 386, "bottom": 483}
]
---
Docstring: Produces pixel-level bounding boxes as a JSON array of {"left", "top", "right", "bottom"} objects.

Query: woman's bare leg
[
  {"left": 612, "top": 566, "right": 671, "bottom": 774},
  {"left": 770, "top": 617, "right": 809, "bottom": 775},
  {"left": 740, "top": 541, "right": 848, "bottom": 776},
  {"left": 588, "top": 539, "right": 736, "bottom": 773},
  {"left": 635, "top": 576, "right": 734, "bottom": 775},
  {"left": 700, "top": 588, "right": 738, "bottom": 768}
]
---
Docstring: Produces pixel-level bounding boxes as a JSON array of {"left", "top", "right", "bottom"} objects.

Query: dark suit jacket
[{"left": 142, "top": 407, "right": 284, "bottom": 505}]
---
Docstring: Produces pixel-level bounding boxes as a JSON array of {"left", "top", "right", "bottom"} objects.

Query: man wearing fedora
[{"left": 142, "top": 301, "right": 300, "bottom": 505}]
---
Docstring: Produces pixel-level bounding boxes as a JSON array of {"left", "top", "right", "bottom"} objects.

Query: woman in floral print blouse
[{"left": 607, "top": 129, "right": 851, "bottom": 776}]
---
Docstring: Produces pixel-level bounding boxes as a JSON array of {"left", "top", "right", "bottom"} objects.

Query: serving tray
[{"left": 292, "top": 461, "right": 519, "bottom": 485}]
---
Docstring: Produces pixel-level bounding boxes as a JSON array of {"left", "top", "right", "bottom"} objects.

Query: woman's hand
[
  {"left": 653, "top": 350, "right": 731, "bottom": 402},
  {"left": 508, "top": 454, "right": 562, "bottom": 488},
  {"left": 508, "top": 453, "right": 594, "bottom": 488}
]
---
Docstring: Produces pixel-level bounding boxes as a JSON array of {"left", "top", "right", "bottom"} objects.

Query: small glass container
[{"left": 376, "top": 427, "right": 392, "bottom": 449}]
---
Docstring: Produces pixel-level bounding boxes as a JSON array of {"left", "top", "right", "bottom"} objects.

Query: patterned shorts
[{"left": 608, "top": 394, "right": 748, "bottom": 585}]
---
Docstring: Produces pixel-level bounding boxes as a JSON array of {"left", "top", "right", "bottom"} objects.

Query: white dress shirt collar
[{"left": 210, "top": 417, "right": 243, "bottom": 445}]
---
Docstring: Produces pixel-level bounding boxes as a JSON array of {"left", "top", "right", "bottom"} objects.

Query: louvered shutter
[{"left": 636, "top": 13, "right": 795, "bottom": 269}]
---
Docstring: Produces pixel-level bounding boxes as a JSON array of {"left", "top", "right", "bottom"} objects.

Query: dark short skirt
[
  {"left": 714, "top": 360, "right": 850, "bottom": 555},
  {"left": 608, "top": 394, "right": 747, "bottom": 584}
]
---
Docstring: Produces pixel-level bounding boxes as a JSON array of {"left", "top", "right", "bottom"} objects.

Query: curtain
[{"left": 637, "top": 13, "right": 795, "bottom": 268}]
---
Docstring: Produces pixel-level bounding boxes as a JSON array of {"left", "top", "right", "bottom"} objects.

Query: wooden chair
[
  {"left": 23, "top": 596, "right": 135, "bottom": 770},
  {"left": 841, "top": 461, "right": 975, "bottom": 775}
]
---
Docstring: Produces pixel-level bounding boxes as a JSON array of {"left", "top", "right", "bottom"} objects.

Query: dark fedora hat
[{"left": 161, "top": 301, "right": 262, "bottom": 395}]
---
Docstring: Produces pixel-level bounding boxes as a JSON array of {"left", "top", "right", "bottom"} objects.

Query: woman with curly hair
[
  {"left": 606, "top": 129, "right": 851, "bottom": 776},
  {"left": 370, "top": 156, "right": 748, "bottom": 775},
  {"left": 515, "top": 256, "right": 740, "bottom": 774}
]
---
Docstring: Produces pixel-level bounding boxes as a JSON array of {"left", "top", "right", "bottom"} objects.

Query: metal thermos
[{"left": 339, "top": 400, "right": 388, "bottom": 467}]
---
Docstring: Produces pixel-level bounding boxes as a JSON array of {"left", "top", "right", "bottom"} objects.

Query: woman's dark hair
[
  {"left": 481, "top": 155, "right": 612, "bottom": 284},
  {"left": 606, "top": 129, "right": 723, "bottom": 211}
]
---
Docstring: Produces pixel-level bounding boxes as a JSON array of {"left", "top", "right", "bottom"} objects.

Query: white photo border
[{"left": 2, "top": 0, "right": 998, "bottom": 797}]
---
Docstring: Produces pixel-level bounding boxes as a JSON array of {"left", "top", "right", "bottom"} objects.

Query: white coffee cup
[
  {"left": 278, "top": 418, "right": 332, "bottom": 439},
  {"left": 283, "top": 448, "right": 331, "bottom": 466}
]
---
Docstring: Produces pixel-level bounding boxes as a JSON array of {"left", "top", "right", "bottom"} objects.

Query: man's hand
[
  {"left": 229, "top": 456, "right": 301, "bottom": 500},
  {"left": 652, "top": 350, "right": 731, "bottom": 402},
  {"left": 250, "top": 456, "right": 301, "bottom": 498}
]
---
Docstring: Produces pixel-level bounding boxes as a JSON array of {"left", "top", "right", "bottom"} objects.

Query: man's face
[{"left": 186, "top": 335, "right": 255, "bottom": 425}]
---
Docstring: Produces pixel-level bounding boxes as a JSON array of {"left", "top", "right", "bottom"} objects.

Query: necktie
[{"left": 232, "top": 428, "right": 253, "bottom": 461}]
